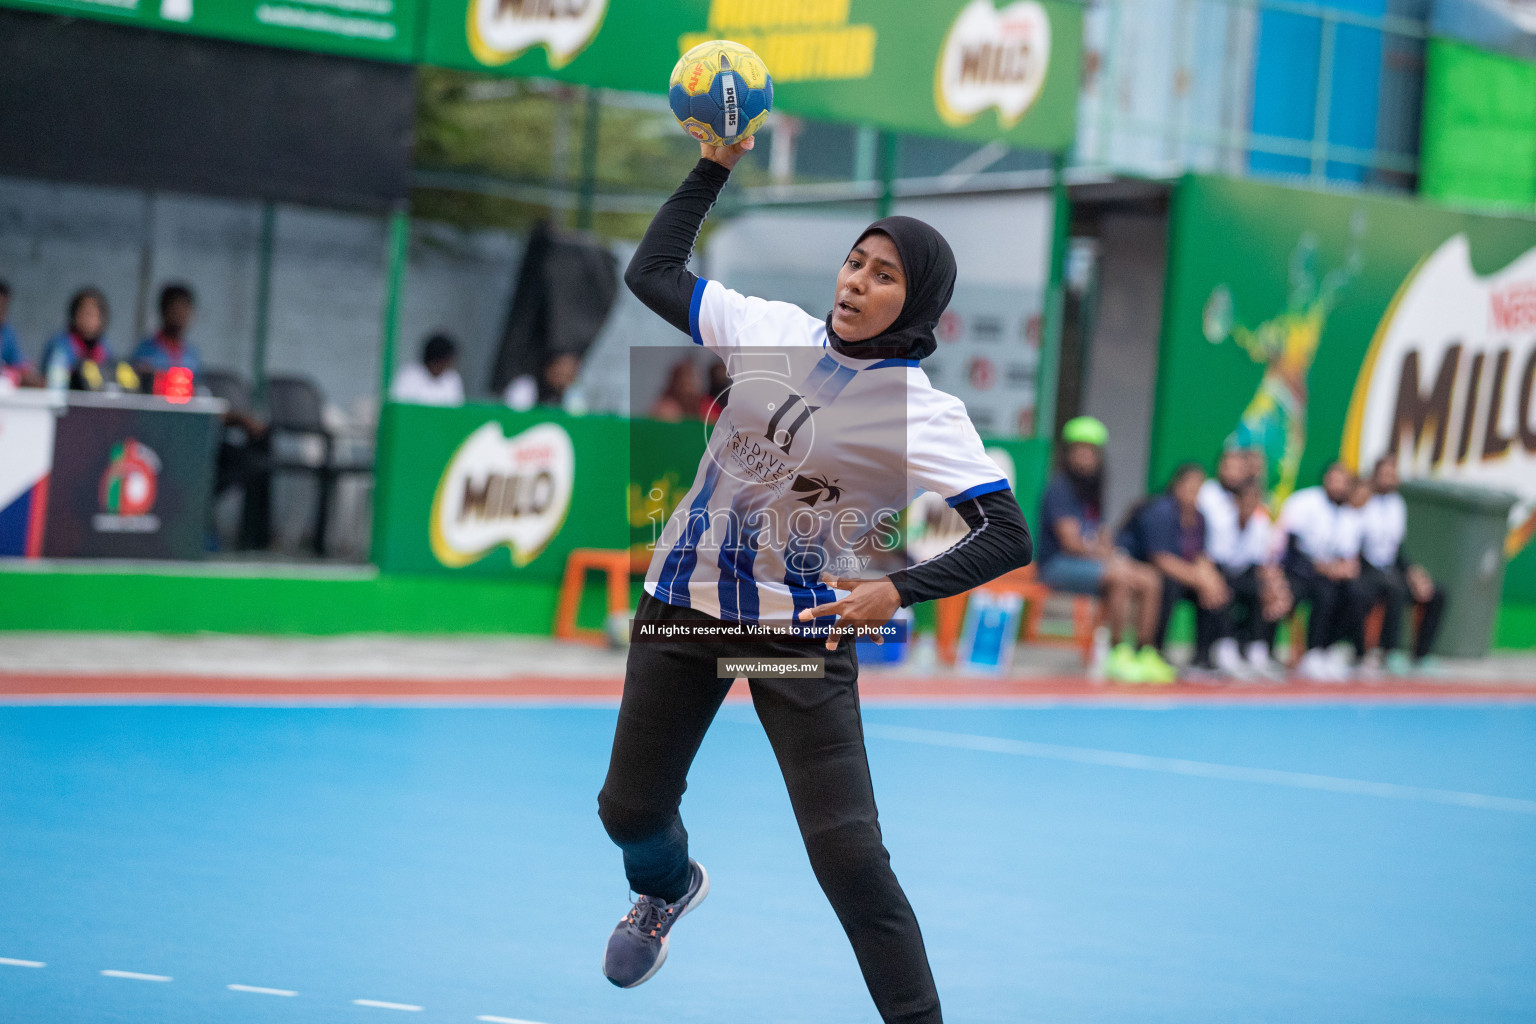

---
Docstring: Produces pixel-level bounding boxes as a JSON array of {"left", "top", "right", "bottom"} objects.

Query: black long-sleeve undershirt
[
  {"left": 889, "top": 490, "right": 1033, "bottom": 607},
  {"left": 625, "top": 157, "right": 730, "bottom": 334},
  {"left": 628, "top": 159, "right": 1033, "bottom": 608}
]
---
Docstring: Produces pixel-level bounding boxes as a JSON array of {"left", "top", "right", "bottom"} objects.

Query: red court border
[{"left": 2, "top": 672, "right": 1535, "bottom": 702}]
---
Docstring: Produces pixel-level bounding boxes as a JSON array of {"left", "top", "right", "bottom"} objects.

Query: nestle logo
[{"left": 1489, "top": 281, "right": 1536, "bottom": 332}]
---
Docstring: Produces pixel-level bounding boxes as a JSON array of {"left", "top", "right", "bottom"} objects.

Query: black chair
[
  {"left": 199, "top": 367, "right": 272, "bottom": 551},
  {"left": 263, "top": 375, "right": 372, "bottom": 556},
  {"left": 200, "top": 367, "right": 253, "bottom": 413}
]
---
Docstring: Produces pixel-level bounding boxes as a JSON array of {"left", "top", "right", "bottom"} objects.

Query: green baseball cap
[{"left": 1061, "top": 415, "right": 1108, "bottom": 447}]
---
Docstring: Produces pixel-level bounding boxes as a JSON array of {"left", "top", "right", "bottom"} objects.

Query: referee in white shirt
[
  {"left": 595, "top": 137, "right": 1032, "bottom": 1022},
  {"left": 1276, "top": 462, "right": 1372, "bottom": 680},
  {"left": 1355, "top": 456, "right": 1445, "bottom": 667}
]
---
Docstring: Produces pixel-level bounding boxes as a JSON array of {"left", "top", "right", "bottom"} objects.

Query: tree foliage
[{"left": 411, "top": 67, "right": 768, "bottom": 239}]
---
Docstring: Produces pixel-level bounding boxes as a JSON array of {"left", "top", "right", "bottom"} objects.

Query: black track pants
[
  {"left": 1223, "top": 566, "right": 1279, "bottom": 648},
  {"left": 1357, "top": 564, "right": 1447, "bottom": 660},
  {"left": 1153, "top": 576, "right": 1230, "bottom": 665},
  {"left": 1284, "top": 557, "right": 1370, "bottom": 651},
  {"left": 597, "top": 593, "right": 942, "bottom": 1024}
]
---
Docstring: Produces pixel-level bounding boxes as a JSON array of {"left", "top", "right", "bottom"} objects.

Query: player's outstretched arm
[
  {"left": 624, "top": 138, "right": 755, "bottom": 335},
  {"left": 888, "top": 489, "right": 1033, "bottom": 605},
  {"left": 797, "top": 489, "right": 1034, "bottom": 650}
]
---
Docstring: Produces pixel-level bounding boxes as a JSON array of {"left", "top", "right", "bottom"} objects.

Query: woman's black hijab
[{"left": 825, "top": 215, "right": 957, "bottom": 361}]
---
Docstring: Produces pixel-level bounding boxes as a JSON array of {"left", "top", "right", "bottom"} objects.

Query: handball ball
[{"left": 669, "top": 39, "right": 772, "bottom": 147}]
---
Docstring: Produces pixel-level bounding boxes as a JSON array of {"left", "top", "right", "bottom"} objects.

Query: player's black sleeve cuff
[
  {"left": 888, "top": 488, "right": 1033, "bottom": 607},
  {"left": 624, "top": 159, "right": 732, "bottom": 335}
]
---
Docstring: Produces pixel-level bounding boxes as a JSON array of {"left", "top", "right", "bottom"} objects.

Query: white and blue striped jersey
[{"left": 644, "top": 278, "right": 1009, "bottom": 624}]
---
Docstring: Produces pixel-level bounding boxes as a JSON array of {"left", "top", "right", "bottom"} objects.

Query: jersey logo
[
  {"left": 791, "top": 472, "right": 843, "bottom": 506},
  {"left": 766, "top": 393, "right": 819, "bottom": 453}
]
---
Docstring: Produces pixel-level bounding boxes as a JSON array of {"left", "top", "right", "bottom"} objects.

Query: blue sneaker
[{"left": 603, "top": 859, "right": 709, "bottom": 988}]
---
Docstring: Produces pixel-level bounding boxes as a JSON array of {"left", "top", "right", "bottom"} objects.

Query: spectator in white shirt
[
  {"left": 391, "top": 334, "right": 465, "bottom": 407},
  {"left": 1276, "top": 462, "right": 1372, "bottom": 681},
  {"left": 1354, "top": 456, "right": 1446, "bottom": 670},
  {"left": 1200, "top": 461, "right": 1292, "bottom": 679},
  {"left": 1198, "top": 450, "right": 1276, "bottom": 676}
]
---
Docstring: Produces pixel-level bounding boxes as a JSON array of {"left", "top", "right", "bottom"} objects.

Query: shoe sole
[{"left": 608, "top": 861, "right": 710, "bottom": 990}]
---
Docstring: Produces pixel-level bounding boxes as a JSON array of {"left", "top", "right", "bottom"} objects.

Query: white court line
[
  {"left": 862, "top": 723, "right": 1536, "bottom": 816},
  {"left": 227, "top": 983, "right": 298, "bottom": 996},
  {"left": 101, "top": 970, "right": 172, "bottom": 982},
  {"left": 477, "top": 1017, "right": 551, "bottom": 1024},
  {"left": 0, "top": 958, "right": 45, "bottom": 968},
  {"left": 353, "top": 999, "right": 424, "bottom": 1011}
]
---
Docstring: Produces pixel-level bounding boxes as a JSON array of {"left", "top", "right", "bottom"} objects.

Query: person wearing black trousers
[
  {"left": 1354, "top": 457, "right": 1447, "bottom": 669},
  {"left": 1277, "top": 462, "right": 1373, "bottom": 681},
  {"left": 1118, "top": 463, "right": 1233, "bottom": 674},
  {"left": 596, "top": 136, "right": 1032, "bottom": 1024}
]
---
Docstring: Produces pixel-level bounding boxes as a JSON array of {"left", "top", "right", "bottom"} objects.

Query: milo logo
[
  {"left": 935, "top": 0, "right": 1052, "bottom": 128},
  {"left": 467, "top": 0, "right": 608, "bottom": 68},
  {"left": 430, "top": 421, "right": 576, "bottom": 568},
  {"left": 1344, "top": 234, "right": 1536, "bottom": 555}
]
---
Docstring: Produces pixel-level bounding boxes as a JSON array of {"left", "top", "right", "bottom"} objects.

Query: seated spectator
[
  {"left": 41, "top": 288, "right": 138, "bottom": 392},
  {"left": 131, "top": 283, "right": 202, "bottom": 389},
  {"left": 1198, "top": 448, "right": 1291, "bottom": 677},
  {"left": 0, "top": 279, "right": 42, "bottom": 387},
  {"left": 391, "top": 333, "right": 465, "bottom": 407},
  {"left": 1118, "top": 463, "right": 1232, "bottom": 678},
  {"left": 1354, "top": 456, "right": 1446, "bottom": 672},
  {"left": 540, "top": 351, "right": 582, "bottom": 409},
  {"left": 504, "top": 351, "right": 583, "bottom": 412},
  {"left": 1036, "top": 416, "right": 1172, "bottom": 684},
  {"left": 701, "top": 360, "right": 731, "bottom": 424},
  {"left": 1277, "top": 462, "right": 1371, "bottom": 682},
  {"left": 1221, "top": 483, "right": 1292, "bottom": 677},
  {"left": 649, "top": 358, "right": 702, "bottom": 422}
]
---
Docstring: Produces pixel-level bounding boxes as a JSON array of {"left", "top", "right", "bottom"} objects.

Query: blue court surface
[{"left": 2, "top": 700, "right": 1534, "bottom": 1023}]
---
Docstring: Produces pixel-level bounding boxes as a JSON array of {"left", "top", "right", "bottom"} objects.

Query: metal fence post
[
  {"left": 251, "top": 201, "right": 275, "bottom": 404},
  {"left": 1311, "top": 13, "right": 1337, "bottom": 181},
  {"left": 1035, "top": 153, "right": 1070, "bottom": 441},
  {"left": 380, "top": 202, "right": 409, "bottom": 400}
]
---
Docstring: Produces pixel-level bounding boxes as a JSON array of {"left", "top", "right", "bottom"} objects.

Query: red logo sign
[
  {"left": 939, "top": 310, "right": 964, "bottom": 344},
  {"left": 967, "top": 356, "right": 997, "bottom": 390},
  {"left": 100, "top": 439, "right": 160, "bottom": 517}
]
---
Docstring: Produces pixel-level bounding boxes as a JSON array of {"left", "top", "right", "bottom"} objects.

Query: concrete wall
[{"left": 1080, "top": 211, "right": 1169, "bottom": 525}]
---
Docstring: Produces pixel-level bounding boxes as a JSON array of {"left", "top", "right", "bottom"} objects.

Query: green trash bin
[{"left": 1398, "top": 479, "right": 1519, "bottom": 659}]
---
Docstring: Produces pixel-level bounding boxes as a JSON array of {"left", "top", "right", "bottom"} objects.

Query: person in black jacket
[{"left": 596, "top": 135, "right": 1031, "bottom": 1024}]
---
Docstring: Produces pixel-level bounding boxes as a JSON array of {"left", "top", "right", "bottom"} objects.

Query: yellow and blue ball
[{"left": 668, "top": 39, "right": 772, "bottom": 147}]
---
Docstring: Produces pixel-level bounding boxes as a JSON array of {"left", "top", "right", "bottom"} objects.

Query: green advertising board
[
  {"left": 1154, "top": 174, "right": 1536, "bottom": 604},
  {"left": 423, "top": 0, "right": 1082, "bottom": 151},
  {"left": 0, "top": 0, "right": 421, "bottom": 61},
  {"left": 1420, "top": 37, "right": 1536, "bottom": 208},
  {"left": 372, "top": 401, "right": 1050, "bottom": 583},
  {"left": 4, "top": 0, "right": 1080, "bottom": 150},
  {"left": 371, "top": 403, "right": 711, "bottom": 580}
]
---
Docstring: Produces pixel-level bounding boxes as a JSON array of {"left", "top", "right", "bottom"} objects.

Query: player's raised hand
[
  {"left": 797, "top": 574, "right": 903, "bottom": 651},
  {"left": 701, "top": 135, "right": 754, "bottom": 170}
]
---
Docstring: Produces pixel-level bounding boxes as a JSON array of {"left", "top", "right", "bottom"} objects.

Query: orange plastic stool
[
  {"left": 1287, "top": 606, "right": 1309, "bottom": 667},
  {"left": 1363, "top": 604, "right": 1385, "bottom": 652},
  {"left": 934, "top": 565, "right": 1098, "bottom": 667},
  {"left": 555, "top": 548, "right": 636, "bottom": 645}
]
